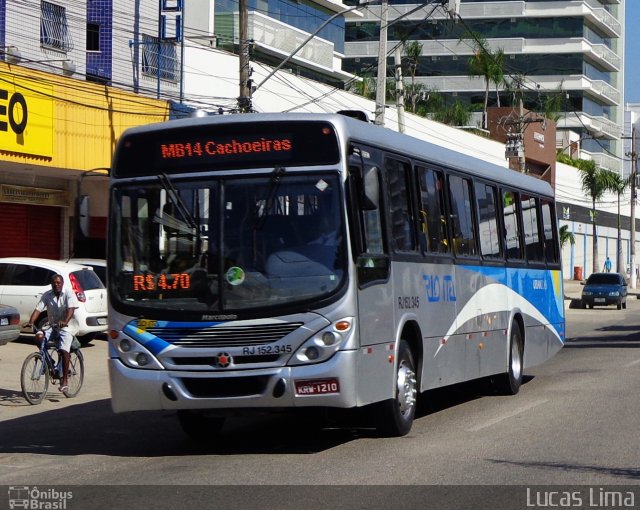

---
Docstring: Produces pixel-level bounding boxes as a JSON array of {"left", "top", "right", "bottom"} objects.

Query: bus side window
[
  {"left": 417, "top": 166, "right": 449, "bottom": 254},
  {"left": 502, "top": 189, "right": 523, "bottom": 260},
  {"left": 541, "top": 199, "right": 559, "bottom": 263},
  {"left": 448, "top": 174, "right": 478, "bottom": 257},
  {"left": 348, "top": 159, "right": 389, "bottom": 285},
  {"left": 521, "top": 194, "right": 544, "bottom": 263},
  {"left": 475, "top": 181, "right": 502, "bottom": 259},
  {"left": 385, "top": 157, "right": 416, "bottom": 252}
]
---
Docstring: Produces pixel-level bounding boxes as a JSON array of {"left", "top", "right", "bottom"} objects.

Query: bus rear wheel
[
  {"left": 178, "top": 410, "right": 225, "bottom": 441},
  {"left": 494, "top": 324, "right": 524, "bottom": 395},
  {"left": 374, "top": 339, "right": 417, "bottom": 437}
]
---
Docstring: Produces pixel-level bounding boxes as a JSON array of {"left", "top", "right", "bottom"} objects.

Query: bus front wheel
[{"left": 374, "top": 339, "right": 417, "bottom": 437}]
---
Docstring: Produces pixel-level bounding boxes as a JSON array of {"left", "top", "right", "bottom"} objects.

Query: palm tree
[
  {"left": 608, "top": 173, "right": 631, "bottom": 273},
  {"left": 577, "top": 160, "right": 620, "bottom": 273},
  {"left": 559, "top": 225, "right": 575, "bottom": 250},
  {"left": 464, "top": 32, "right": 505, "bottom": 128},
  {"left": 490, "top": 47, "right": 506, "bottom": 107},
  {"left": 404, "top": 41, "right": 423, "bottom": 113}
]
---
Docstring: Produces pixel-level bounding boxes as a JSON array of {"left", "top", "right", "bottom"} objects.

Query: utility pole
[
  {"left": 502, "top": 90, "right": 543, "bottom": 173},
  {"left": 518, "top": 97, "right": 526, "bottom": 172},
  {"left": 394, "top": 47, "right": 405, "bottom": 133},
  {"left": 374, "top": 0, "right": 388, "bottom": 126},
  {"left": 238, "top": 0, "right": 252, "bottom": 112},
  {"left": 628, "top": 126, "right": 638, "bottom": 289}
]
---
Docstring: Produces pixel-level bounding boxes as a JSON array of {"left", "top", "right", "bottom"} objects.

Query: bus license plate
[{"left": 295, "top": 378, "right": 340, "bottom": 395}]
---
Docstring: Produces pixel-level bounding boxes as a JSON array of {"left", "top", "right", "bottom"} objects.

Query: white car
[
  {"left": 0, "top": 257, "right": 108, "bottom": 344},
  {"left": 62, "top": 258, "right": 107, "bottom": 286}
]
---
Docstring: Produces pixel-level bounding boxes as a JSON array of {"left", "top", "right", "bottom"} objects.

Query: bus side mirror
[
  {"left": 362, "top": 166, "right": 379, "bottom": 211},
  {"left": 77, "top": 195, "right": 90, "bottom": 238}
]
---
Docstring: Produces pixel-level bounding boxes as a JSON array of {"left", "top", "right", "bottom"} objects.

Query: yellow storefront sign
[{"left": 0, "top": 76, "right": 54, "bottom": 157}]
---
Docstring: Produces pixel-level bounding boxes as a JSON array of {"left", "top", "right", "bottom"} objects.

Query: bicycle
[{"left": 20, "top": 324, "right": 85, "bottom": 405}]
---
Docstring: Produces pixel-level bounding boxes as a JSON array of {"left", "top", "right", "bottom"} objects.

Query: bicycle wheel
[
  {"left": 65, "top": 349, "right": 84, "bottom": 397},
  {"left": 20, "top": 353, "right": 49, "bottom": 405}
]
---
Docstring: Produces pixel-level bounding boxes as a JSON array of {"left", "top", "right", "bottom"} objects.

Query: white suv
[{"left": 0, "top": 257, "right": 108, "bottom": 344}]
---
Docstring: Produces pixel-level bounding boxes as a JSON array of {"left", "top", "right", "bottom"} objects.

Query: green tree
[
  {"left": 490, "top": 48, "right": 506, "bottom": 108},
  {"left": 576, "top": 159, "right": 620, "bottom": 273},
  {"left": 608, "top": 172, "right": 631, "bottom": 273},
  {"left": 541, "top": 83, "right": 565, "bottom": 122},
  {"left": 348, "top": 75, "right": 376, "bottom": 100},
  {"left": 464, "top": 32, "right": 505, "bottom": 128},
  {"left": 432, "top": 100, "right": 472, "bottom": 126},
  {"left": 559, "top": 225, "right": 575, "bottom": 250},
  {"left": 403, "top": 41, "right": 423, "bottom": 113}
]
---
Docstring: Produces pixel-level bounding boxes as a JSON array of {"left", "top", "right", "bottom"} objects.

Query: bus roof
[{"left": 116, "top": 112, "right": 554, "bottom": 198}]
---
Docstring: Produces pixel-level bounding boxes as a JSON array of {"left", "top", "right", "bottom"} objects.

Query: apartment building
[
  {"left": 343, "top": 0, "right": 625, "bottom": 173},
  {"left": 0, "top": 0, "right": 170, "bottom": 257}
]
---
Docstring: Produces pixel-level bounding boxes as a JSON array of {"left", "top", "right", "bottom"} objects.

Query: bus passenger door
[{"left": 349, "top": 160, "right": 396, "bottom": 405}]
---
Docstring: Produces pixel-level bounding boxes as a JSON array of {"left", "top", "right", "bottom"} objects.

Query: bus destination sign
[
  {"left": 113, "top": 121, "right": 340, "bottom": 177},
  {"left": 159, "top": 135, "right": 293, "bottom": 162}
]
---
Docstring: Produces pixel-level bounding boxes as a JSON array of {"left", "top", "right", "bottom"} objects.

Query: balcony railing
[{"left": 245, "top": 11, "right": 335, "bottom": 71}]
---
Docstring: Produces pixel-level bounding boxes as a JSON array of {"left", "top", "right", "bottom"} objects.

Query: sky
[{"left": 626, "top": 1, "right": 639, "bottom": 104}]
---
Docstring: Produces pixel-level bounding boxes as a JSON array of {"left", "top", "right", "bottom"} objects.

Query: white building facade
[{"left": 343, "top": 0, "right": 625, "bottom": 174}]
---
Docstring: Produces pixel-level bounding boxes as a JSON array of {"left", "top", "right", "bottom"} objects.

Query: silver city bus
[{"left": 107, "top": 112, "right": 565, "bottom": 438}]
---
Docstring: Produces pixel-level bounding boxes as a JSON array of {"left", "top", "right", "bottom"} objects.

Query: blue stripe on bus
[
  {"left": 123, "top": 323, "right": 171, "bottom": 355},
  {"left": 123, "top": 320, "right": 227, "bottom": 355},
  {"left": 459, "top": 265, "right": 565, "bottom": 331}
]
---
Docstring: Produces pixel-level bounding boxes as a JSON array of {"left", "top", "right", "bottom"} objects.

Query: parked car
[
  {"left": 0, "top": 304, "right": 21, "bottom": 346},
  {"left": 0, "top": 257, "right": 108, "bottom": 344},
  {"left": 63, "top": 258, "right": 107, "bottom": 286},
  {"left": 581, "top": 272, "right": 628, "bottom": 310}
]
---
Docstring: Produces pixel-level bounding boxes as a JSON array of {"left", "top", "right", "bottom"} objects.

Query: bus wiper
[
  {"left": 158, "top": 173, "right": 198, "bottom": 231},
  {"left": 157, "top": 173, "right": 202, "bottom": 256},
  {"left": 254, "top": 166, "right": 286, "bottom": 231}
]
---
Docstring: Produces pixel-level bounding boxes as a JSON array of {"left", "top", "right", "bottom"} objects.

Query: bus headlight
[
  {"left": 289, "top": 318, "right": 353, "bottom": 366},
  {"left": 116, "top": 338, "right": 163, "bottom": 369}
]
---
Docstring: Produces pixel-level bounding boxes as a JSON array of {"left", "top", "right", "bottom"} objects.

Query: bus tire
[
  {"left": 177, "top": 410, "right": 225, "bottom": 441},
  {"left": 374, "top": 339, "right": 417, "bottom": 437},
  {"left": 494, "top": 323, "right": 524, "bottom": 395}
]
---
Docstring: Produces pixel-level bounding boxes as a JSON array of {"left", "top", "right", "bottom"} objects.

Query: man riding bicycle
[{"left": 24, "top": 274, "right": 78, "bottom": 394}]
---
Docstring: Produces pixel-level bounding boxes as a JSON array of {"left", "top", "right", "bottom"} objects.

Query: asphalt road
[{"left": 1, "top": 285, "right": 639, "bottom": 508}]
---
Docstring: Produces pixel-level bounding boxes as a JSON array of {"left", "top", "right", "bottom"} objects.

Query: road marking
[
  {"left": 467, "top": 399, "right": 548, "bottom": 432},
  {"left": 624, "top": 358, "right": 640, "bottom": 368}
]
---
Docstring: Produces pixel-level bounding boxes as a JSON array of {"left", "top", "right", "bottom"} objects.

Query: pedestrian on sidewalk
[{"left": 603, "top": 256, "right": 612, "bottom": 272}]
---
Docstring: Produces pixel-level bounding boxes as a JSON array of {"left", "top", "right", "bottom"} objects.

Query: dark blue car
[{"left": 581, "top": 272, "right": 627, "bottom": 310}]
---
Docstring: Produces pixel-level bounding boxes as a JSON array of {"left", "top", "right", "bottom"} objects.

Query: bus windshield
[{"left": 110, "top": 172, "right": 345, "bottom": 313}]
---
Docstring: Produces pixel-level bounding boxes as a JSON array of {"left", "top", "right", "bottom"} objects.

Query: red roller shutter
[{"left": 0, "top": 203, "right": 61, "bottom": 258}]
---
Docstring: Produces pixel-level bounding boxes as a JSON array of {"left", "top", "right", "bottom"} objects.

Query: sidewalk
[{"left": 563, "top": 279, "right": 584, "bottom": 301}]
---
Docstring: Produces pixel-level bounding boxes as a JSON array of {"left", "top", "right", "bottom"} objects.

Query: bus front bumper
[{"left": 108, "top": 350, "right": 360, "bottom": 413}]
